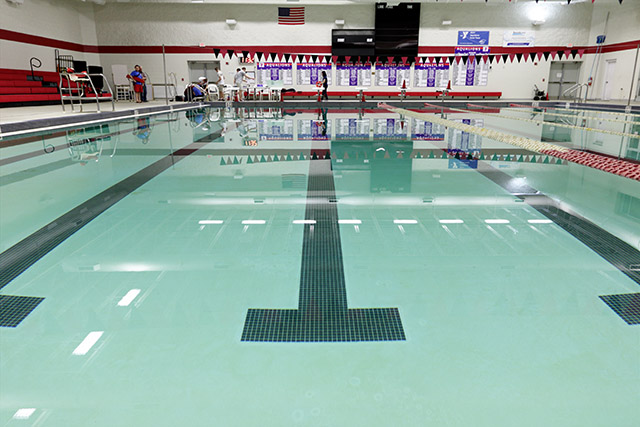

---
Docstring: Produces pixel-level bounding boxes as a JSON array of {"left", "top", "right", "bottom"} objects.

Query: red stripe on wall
[
  {"left": 0, "top": 29, "right": 99, "bottom": 53},
  {"left": 1, "top": 29, "right": 638, "bottom": 57}
]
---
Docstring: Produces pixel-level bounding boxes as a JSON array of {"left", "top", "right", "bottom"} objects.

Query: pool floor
[{"left": 1, "top": 107, "right": 639, "bottom": 426}]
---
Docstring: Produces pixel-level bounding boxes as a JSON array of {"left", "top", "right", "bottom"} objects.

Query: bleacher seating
[{"left": 0, "top": 68, "right": 61, "bottom": 107}]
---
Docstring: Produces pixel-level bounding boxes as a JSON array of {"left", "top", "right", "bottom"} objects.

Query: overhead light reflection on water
[
  {"left": 121, "top": 263, "right": 155, "bottom": 272},
  {"left": 485, "top": 219, "right": 510, "bottom": 224},
  {"left": 199, "top": 220, "right": 224, "bottom": 225},
  {"left": 72, "top": 331, "right": 104, "bottom": 356},
  {"left": 13, "top": 408, "right": 36, "bottom": 420},
  {"left": 242, "top": 220, "right": 266, "bottom": 225},
  {"left": 439, "top": 219, "right": 464, "bottom": 224},
  {"left": 117, "top": 289, "right": 141, "bottom": 307},
  {"left": 293, "top": 220, "right": 316, "bottom": 224},
  {"left": 394, "top": 219, "right": 418, "bottom": 224},
  {"left": 528, "top": 219, "right": 553, "bottom": 224}
]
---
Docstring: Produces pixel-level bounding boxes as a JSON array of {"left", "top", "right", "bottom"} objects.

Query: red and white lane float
[{"left": 378, "top": 102, "right": 640, "bottom": 181}]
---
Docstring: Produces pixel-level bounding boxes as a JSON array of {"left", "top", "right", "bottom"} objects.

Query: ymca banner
[{"left": 457, "top": 31, "right": 490, "bottom": 46}]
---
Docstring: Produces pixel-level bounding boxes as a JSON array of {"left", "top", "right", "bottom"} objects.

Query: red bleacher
[{"left": 0, "top": 68, "right": 61, "bottom": 106}]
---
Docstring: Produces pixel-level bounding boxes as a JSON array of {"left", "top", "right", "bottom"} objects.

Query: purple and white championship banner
[
  {"left": 296, "top": 64, "right": 332, "bottom": 85},
  {"left": 256, "top": 62, "right": 293, "bottom": 85},
  {"left": 375, "top": 64, "right": 411, "bottom": 87},
  {"left": 336, "top": 65, "right": 371, "bottom": 86},
  {"left": 414, "top": 63, "right": 450, "bottom": 88}
]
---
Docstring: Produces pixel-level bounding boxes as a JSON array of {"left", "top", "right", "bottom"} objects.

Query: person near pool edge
[
  {"left": 234, "top": 67, "right": 248, "bottom": 101},
  {"left": 140, "top": 66, "right": 149, "bottom": 102},
  {"left": 127, "top": 65, "right": 146, "bottom": 103},
  {"left": 321, "top": 70, "right": 329, "bottom": 101},
  {"left": 214, "top": 67, "right": 225, "bottom": 99}
]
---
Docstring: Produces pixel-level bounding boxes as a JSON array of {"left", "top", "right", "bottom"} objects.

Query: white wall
[
  {"left": 92, "top": 2, "right": 599, "bottom": 99},
  {"left": 93, "top": 3, "right": 372, "bottom": 46},
  {"left": 93, "top": 3, "right": 371, "bottom": 94},
  {"left": 0, "top": 0, "right": 100, "bottom": 71},
  {"left": 1, "top": 1, "right": 638, "bottom": 100},
  {"left": 586, "top": 1, "right": 640, "bottom": 101},
  {"left": 419, "top": 2, "right": 592, "bottom": 46},
  {"left": 419, "top": 2, "right": 593, "bottom": 99}
]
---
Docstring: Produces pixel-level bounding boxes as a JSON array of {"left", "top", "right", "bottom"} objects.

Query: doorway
[
  {"left": 547, "top": 61, "right": 582, "bottom": 100},
  {"left": 602, "top": 59, "right": 616, "bottom": 100},
  {"left": 188, "top": 61, "right": 221, "bottom": 84}
]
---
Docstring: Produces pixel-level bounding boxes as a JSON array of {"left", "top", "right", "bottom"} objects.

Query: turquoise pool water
[{"left": 1, "top": 106, "right": 639, "bottom": 426}]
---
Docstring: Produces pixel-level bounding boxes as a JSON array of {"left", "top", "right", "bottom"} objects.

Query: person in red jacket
[{"left": 127, "top": 65, "right": 146, "bottom": 103}]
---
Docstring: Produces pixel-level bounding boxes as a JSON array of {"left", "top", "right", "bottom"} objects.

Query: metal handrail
[
  {"left": 562, "top": 83, "right": 588, "bottom": 103},
  {"left": 29, "top": 57, "right": 42, "bottom": 81},
  {"left": 91, "top": 73, "right": 116, "bottom": 112},
  {"left": 54, "top": 49, "right": 74, "bottom": 73},
  {"left": 59, "top": 72, "right": 116, "bottom": 113}
]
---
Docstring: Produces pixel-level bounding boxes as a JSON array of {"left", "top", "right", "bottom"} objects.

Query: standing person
[
  {"left": 139, "top": 66, "right": 149, "bottom": 102},
  {"left": 127, "top": 65, "right": 145, "bottom": 103},
  {"left": 234, "top": 67, "right": 247, "bottom": 101},
  {"left": 214, "top": 67, "right": 225, "bottom": 99},
  {"left": 321, "top": 70, "right": 329, "bottom": 101}
]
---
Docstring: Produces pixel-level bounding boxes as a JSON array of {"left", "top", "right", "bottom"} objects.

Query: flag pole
[
  {"left": 627, "top": 44, "right": 639, "bottom": 107},
  {"left": 162, "top": 44, "right": 169, "bottom": 106}
]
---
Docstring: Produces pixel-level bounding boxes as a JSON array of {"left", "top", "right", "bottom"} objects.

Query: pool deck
[{"left": 1, "top": 99, "right": 638, "bottom": 138}]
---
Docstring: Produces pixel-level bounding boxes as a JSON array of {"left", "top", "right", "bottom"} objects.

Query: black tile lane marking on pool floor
[
  {"left": 476, "top": 167, "right": 640, "bottom": 287},
  {"left": 0, "top": 295, "right": 44, "bottom": 327},
  {"left": 475, "top": 165, "right": 640, "bottom": 324},
  {"left": 241, "top": 157, "right": 406, "bottom": 342},
  {"left": 599, "top": 293, "right": 640, "bottom": 325},
  {"left": 0, "top": 129, "right": 223, "bottom": 293},
  {"left": 0, "top": 158, "right": 76, "bottom": 187}
]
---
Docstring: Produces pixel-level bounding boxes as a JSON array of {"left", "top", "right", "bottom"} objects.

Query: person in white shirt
[
  {"left": 214, "top": 67, "right": 225, "bottom": 99},
  {"left": 234, "top": 68, "right": 247, "bottom": 101}
]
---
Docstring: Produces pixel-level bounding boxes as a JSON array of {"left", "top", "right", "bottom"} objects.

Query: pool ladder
[{"left": 562, "top": 83, "right": 589, "bottom": 104}]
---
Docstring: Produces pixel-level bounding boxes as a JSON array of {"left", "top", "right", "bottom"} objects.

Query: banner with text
[
  {"left": 414, "top": 63, "right": 450, "bottom": 88},
  {"left": 375, "top": 65, "right": 411, "bottom": 87},
  {"left": 296, "top": 64, "right": 332, "bottom": 85},
  {"left": 457, "top": 31, "right": 490, "bottom": 46},
  {"left": 336, "top": 65, "right": 372, "bottom": 86},
  {"left": 298, "top": 119, "right": 331, "bottom": 140},
  {"left": 256, "top": 63, "right": 293, "bottom": 85},
  {"left": 503, "top": 31, "right": 535, "bottom": 47},
  {"left": 373, "top": 118, "right": 409, "bottom": 140},
  {"left": 451, "top": 56, "right": 489, "bottom": 86},
  {"left": 258, "top": 119, "right": 294, "bottom": 141}
]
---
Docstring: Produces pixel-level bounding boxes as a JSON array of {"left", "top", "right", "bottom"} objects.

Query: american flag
[{"left": 278, "top": 7, "right": 305, "bottom": 25}]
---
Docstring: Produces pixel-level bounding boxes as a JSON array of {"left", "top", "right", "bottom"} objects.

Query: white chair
[
  {"left": 258, "top": 87, "right": 271, "bottom": 101},
  {"left": 269, "top": 88, "right": 282, "bottom": 101},
  {"left": 205, "top": 84, "right": 219, "bottom": 101}
]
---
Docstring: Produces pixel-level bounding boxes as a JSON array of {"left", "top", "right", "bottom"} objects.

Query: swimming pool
[{"left": 1, "top": 106, "right": 639, "bottom": 426}]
